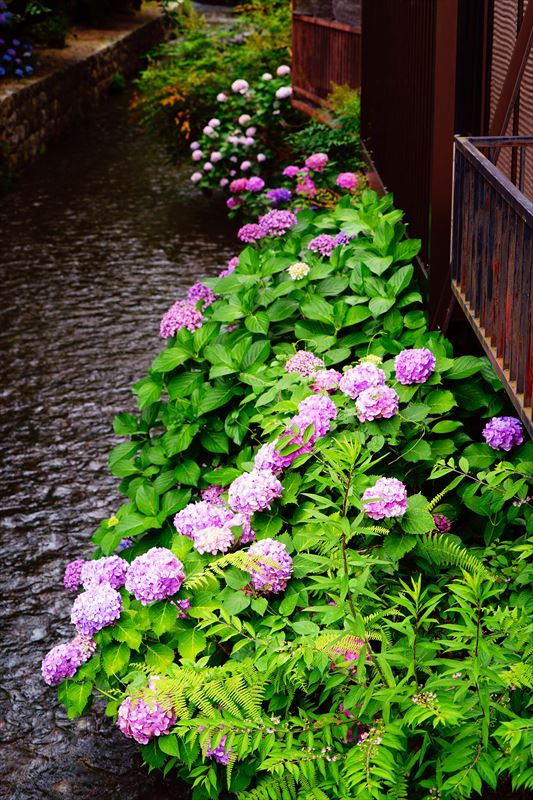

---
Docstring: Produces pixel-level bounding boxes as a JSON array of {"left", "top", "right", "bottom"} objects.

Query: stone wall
[
  {"left": 293, "top": 0, "right": 361, "bottom": 26},
  {"left": 0, "top": 8, "right": 163, "bottom": 175}
]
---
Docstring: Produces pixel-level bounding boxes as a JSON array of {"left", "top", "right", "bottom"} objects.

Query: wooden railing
[
  {"left": 451, "top": 135, "right": 533, "bottom": 435},
  {"left": 292, "top": 15, "right": 361, "bottom": 109}
]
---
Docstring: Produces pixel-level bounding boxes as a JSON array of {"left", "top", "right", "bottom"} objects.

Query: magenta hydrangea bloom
[
  {"left": 362, "top": 477, "right": 408, "bottom": 520},
  {"left": 285, "top": 350, "right": 325, "bottom": 376},
  {"left": 218, "top": 256, "right": 239, "bottom": 278},
  {"left": 290, "top": 393, "right": 337, "bottom": 442},
  {"left": 305, "top": 152, "right": 329, "bottom": 171},
  {"left": 160, "top": 300, "right": 203, "bottom": 338},
  {"left": 308, "top": 234, "right": 337, "bottom": 257},
  {"left": 254, "top": 438, "right": 311, "bottom": 473},
  {"left": 71, "top": 584, "right": 123, "bottom": 635},
  {"left": 247, "top": 176, "right": 265, "bottom": 192},
  {"left": 482, "top": 416, "right": 524, "bottom": 451},
  {"left": 332, "top": 640, "right": 371, "bottom": 670},
  {"left": 433, "top": 514, "right": 452, "bottom": 532},
  {"left": 339, "top": 364, "right": 386, "bottom": 399},
  {"left": 174, "top": 501, "right": 236, "bottom": 538},
  {"left": 247, "top": 538, "right": 293, "bottom": 594},
  {"left": 206, "top": 734, "right": 230, "bottom": 764},
  {"left": 117, "top": 694, "right": 175, "bottom": 745},
  {"left": 258, "top": 209, "right": 297, "bottom": 236},
  {"left": 41, "top": 642, "right": 85, "bottom": 685},
  {"left": 238, "top": 223, "right": 265, "bottom": 243},
  {"left": 283, "top": 165, "right": 300, "bottom": 178},
  {"left": 336, "top": 172, "right": 359, "bottom": 190},
  {"left": 125, "top": 548, "right": 185, "bottom": 605},
  {"left": 80, "top": 555, "right": 129, "bottom": 590},
  {"left": 63, "top": 559, "right": 85, "bottom": 592},
  {"left": 310, "top": 369, "right": 342, "bottom": 393},
  {"left": 187, "top": 281, "right": 217, "bottom": 308},
  {"left": 356, "top": 385, "right": 399, "bottom": 422},
  {"left": 296, "top": 177, "right": 317, "bottom": 197},
  {"left": 230, "top": 177, "right": 248, "bottom": 193},
  {"left": 193, "top": 525, "right": 234, "bottom": 555},
  {"left": 200, "top": 484, "right": 226, "bottom": 505},
  {"left": 394, "top": 348, "right": 436, "bottom": 385},
  {"left": 236, "top": 514, "right": 255, "bottom": 544},
  {"left": 228, "top": 469, "right": 283, "bottom": 515}
]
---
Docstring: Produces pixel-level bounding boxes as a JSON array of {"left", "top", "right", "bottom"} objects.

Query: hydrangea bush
[{"left": 43, "top": 181, "right": 532, "bottom": 800}]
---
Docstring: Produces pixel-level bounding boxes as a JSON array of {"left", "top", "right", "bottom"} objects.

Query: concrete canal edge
[{"left": 0, "top": 6, "right": 164, "bottom": 177}]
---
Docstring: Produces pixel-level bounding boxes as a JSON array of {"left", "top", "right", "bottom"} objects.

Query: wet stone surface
[{"left": 0, "top": 92, "right": 236, "bottom": 799}]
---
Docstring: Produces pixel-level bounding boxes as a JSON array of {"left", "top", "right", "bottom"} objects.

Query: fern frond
[
  {"left": 499, "top": 663, "right": 533, "bottom": 689},
  {"left": 240, "top": 774, "right": 298, "bottom": 800},
  {"left": 417, "top": 532, "right": 495, "bottom": 579},
  {"left": 427, "top": 475, "right": 464, "bottom": 511},
  {"left": 184, "top": 549, "right": 282, "bottom": 591}
]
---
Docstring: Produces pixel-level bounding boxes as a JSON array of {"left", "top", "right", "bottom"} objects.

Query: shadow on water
[{"left": 0, "top": 90, "right": 237, "bottom": 799}]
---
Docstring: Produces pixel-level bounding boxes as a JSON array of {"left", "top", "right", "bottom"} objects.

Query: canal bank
[{"left": 0, "top": 90, "right": 237, "bottom": 799}]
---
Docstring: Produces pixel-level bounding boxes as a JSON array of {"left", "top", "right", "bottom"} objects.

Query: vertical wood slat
[
  {"left": 452, "top": 136, "right": 533, "bottom": 435},
  {"left": 292, "top": 15, "right": 361, "bottom": 107}
]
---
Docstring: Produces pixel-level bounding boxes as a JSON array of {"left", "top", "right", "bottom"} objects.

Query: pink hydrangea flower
[
  {"left": 228, "top": 469, "right": 282, "bottom": 515},
  {"left": 218, "top": 256, "right": 239, "bottom": 277},
  {"left": 339, "top": 364, "right": 386, "bottom": 399},
  {"left": 230, "top": 178, "right": 248, "bottom": 193},
  {"left": 283, "top": 165, "right": 300, "bottom": 178},
  {"left": 433, "top": 514, "right": 452, "bottom": 532},
  {"left": 63, "top": 559, "right": 85, "bottom": 592},
  {"left": 285, "top": 350, "right": 325, "bottom": 376},
  {"left": 174, "top": 501, "right": 236, "bottom": 538},
  {"left": 247, "top": 176, "right": 265, "bottom": 192},
  {"left": 482, "top": 416, "right": 524, "bottom": 451},
  {"left": 308, "top": 234, "right": 337, "bottom": 257},
  {"left": 310, "top": 369, "right": 342, "bottom": 393},
  {"left": 125, "top": 548, "right": 185, "bottom": 605},
  {"left": 258, "top": 209, "right": 297, "bottom": 236},
  {"left": 238, "top": 223, "right": 265, "bottom": 243},
  {"left": 200, "top": 484, "right": 226, "bottom": 504},
  {"left": 336, "top": 172, "right": 359, "bottom": 190},
  {"left": 187, "top": 281, "right": 217, "bottom": 308},
  {"left": 290, "top": 394, "right": 337, "bottom": 442},
  {"left": 356, "top": 385, "right": 399, "bottom": 421},
  {"left": 296, "top": 177, "right": 317, "bottom": 197},
  {"left": 118, "top": 691, "right": 175, "bottom": 745},
  {"left": 193, "top": 525, "right": 234, "bottom": 555},
  {"left": 247, "top": 538, "right": 292, "bottom": 594},
  {"left": 305, "top": 152, "right": 329, "bottom": 171},
  {"left": 362, "top": 477, "right": 408, "bottom": 519},
  {"left": 71, "top": 584, "right": 123, "bottom": 635},
  {"left": 394, "top": 348, "right": 436, "bottom": 384},
  {"left": 160, "top": 300, "right": 203, "bottom": 338},
  {"left": 80, "top": 555, "right": 129, "bottom": 590},
  {"left": 42, "top": 642, "right": 85, "bottom": 685}
]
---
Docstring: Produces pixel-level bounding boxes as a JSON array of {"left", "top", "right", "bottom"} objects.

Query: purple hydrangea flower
[
  {"left": 310, "top": 369, "right": 342, "bottom": 393},
  {"left": 125, "top": 548, "right": 185, "bottom": 605},
  {"left": 290, "top": 393, "right": 337, "bottom": 442},
  {"left": 285, "top": 350, "right": 325, "bottom": 376},
  {"left": 187, "top": 281, "right": 218, "bottom": 308},
  {"left": 283, "top": 165, "right": 300, "bottom": 178},
  {"left": 433, "top": 514, "right": 452, "bottom": 532},
  {"left": 254, "top": 437, "right": 311, "bottom": 473},
  {"left": 193, "top": 525, "right": 234, "bottom": 555},
  {"left": 118, "top": 693, "right": 175, "bottom": 745},
  {"left": 176, "top": 598, "right": 191, "bottom": 618},
  {"left": 238, "top": 223, "right": 265, "bottom": 243},
  {"left": 336, "top": 172, "right": 359, "bottom": 190},
  {"left": 200, "top": 484, "right": 226, "bottom": 504},
  {"left": 174, "top": 501, "right": 235, "bottom": 538},
  {"left": 160, "top": 300, "right": 203, "bottom": 338},
  {"left": 258, "top": 209, "right": 297, "bottom": 236},
  {"left": 218, "top": 256, "right": 239, "bottom": 278},
  {"left": 206, "top": 734, "right": 230, "bottom": 764},
  {"left": 247, "top": 176, "right": 265, "bottom": 192},
  {"left": 362, "top": 477, "right": 408, "bottom": 519},
  {"left": 305, "top": 152, "right": 329, "bottom": 171},
  {"left": 117, "top": 537, "right": 134, "bottom": 551},
  {"left": 228, "top": 469, "right": 283, "bottom": 515},
  {"left": 236, "top": 514, "right": 255, "bottom": 544},
  {"left": 247, "top": 538, "right": 293, "bottom": 593},
  {"left": 41, "top": 642, "right": 85, "bottom": 685},
  {"left": 339, "top": 364, "right": 387, "bottom": 399},
  {"left": 80, "top": 555, "right": 129, "bottom": 590},
  {"left": 266, "top": 188, "right": 292, "bottom": 206},
  {"left": 334, "top": 231, "right": 351, "bottom": 246},
  {"left": 356, "top": 385, "right": 399, "bottom": 422},
  {"left": 63, "top": 559, "right": 85, "bottom": 592},
  {"left": 394, "top": 348, "right": 436, "bottom": 385},
  {"left": 71, "top": 584, "right": 123, "bottom": 635},
  {"left": 72, "top": 633, "right": 97, "bottom": 663},
  {"left": 308, "top": 234, "right": 337, "bottom": 257},
  {"left": 482, "top": 416, "right": 524, "bottom": 451}
]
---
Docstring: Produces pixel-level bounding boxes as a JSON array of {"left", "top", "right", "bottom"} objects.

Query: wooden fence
[
  {"left": 451, "top": 135, "right": 533, "bottom": 435},
  {"left": 292, "top": 15, "right": 361, "bottom": 109}
]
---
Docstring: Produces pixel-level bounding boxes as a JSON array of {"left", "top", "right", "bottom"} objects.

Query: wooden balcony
[{"left": 451, "top": 135, "right": 533, "bottom": 435}]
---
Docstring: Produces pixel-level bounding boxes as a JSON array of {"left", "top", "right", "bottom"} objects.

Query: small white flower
[
  {"left": 216, "top": 93, "right": 227, "bottom": 102},
  {"left": 211, "top": 151, "right": 222, "bottom": 163},
  {"left": 262, "top": 72, "right": 273, "bottom": 81},
  {"left": 203, "top": 125, "right": 214, "bottom": 136},
  {"left": 232, "top": 79, "right": 249, "bottom": 93},
  {"left": 190, "top": 141, "right": 200, "bottom": 150},
  {"left": 192, "top": 150, "right": 203, "bottom": 161},
  {"left": 208, "top": 118, "right": 221, "bottom": 128},
  {"left": 257, "top": 153, "right": 266, "bottom": 163},
  {"left": 244, "top": 137, "right": 255, "bottom": 147},
  {"left": 190, "top": 172, "right": 202, "bottom": 183},
  {"left": 219, "top": 178, "right": 229, "bottom": 187},
  {"left": 276, "top": 86, "right": 292, "bottom": 99},
  {"left": 288, "top": 262, "right": 310, "bottom": 281},
  {"left": 277, "top": 64, "right": 291, "bottom": 77},
  {"left": 238, "top": 114, "right": 252, "bottom": 126},
  {"left": 240, "top": 160, "right": 251, "bottom": 171},
  {"left": 245, "top": 127, "right": 257, "bottom": 136},
  {"left": 203, "top": 162, "right": 213, "bottom": 172}
]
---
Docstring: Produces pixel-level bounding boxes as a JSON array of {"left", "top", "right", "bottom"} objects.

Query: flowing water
[{"left": 0, "top": 91, "right": 236, "bottom": 799}]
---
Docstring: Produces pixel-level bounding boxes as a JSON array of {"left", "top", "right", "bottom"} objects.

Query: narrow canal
[{"left": 0, "top": 91, "right": 236, "bottom": 799}]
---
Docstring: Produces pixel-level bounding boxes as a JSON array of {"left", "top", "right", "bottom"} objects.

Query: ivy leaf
[
  {"left": 146, "top": 643, "right": 175, "bottom": 671},
  {"left": 102, "top": 643, "right": 131, "bottom": 676},
  {"left": 176, "top": 629, "right": 206, "bottom": 660},
  {"left": 400, "top": 494, "right": 435, "bottom": 534}
]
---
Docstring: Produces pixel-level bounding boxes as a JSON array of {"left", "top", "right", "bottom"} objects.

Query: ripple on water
[{"left": 0, "top": 90, "right": 237, "bottom": 799}]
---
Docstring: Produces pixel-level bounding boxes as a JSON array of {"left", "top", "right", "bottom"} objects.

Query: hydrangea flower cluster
[
  {"left": 237, "top": 223, "right": 265, "bottom": 243},
  {"left": 356, "top": 385, "right": 399, "bottom": 422},
  {"left": 433, "top": 514, "right": 452, "bottom": 532},
  {"left": 41, "top": 642, "right": 86, "bottom": 686},
  {"left": 228, "top": 469, "right": 283, "bottom": 515},
  {"left": 193, "top": 524, "right": 234, "bottom": 555},
  {"left": 80, "top": 555, "right": 129, "bottom": 590},
  {"left": 336, "top": 172, "right": 359, "bottom": 190},
  {"left": 118, "top": 689, "right": 176, "bottom": 745},
  {"left": 287, "top": 261, "right": 310, "bottom": 280},
  {"left": 308, "top": 234, "right": 337, "bottom": 257},
  {"left": 64, "top": 558, "right": 85, "bottom": 591},
  {"left": 175, "top": 501, "right": 236, "bottom": 538},
  {"left": 72, "top": 633, "right": 97, "bottom": 662},
  {"left": 187, "top": 281, "right": 218, "bottom": 308},
  {"left": 247, "top": 538, "right": 293, "bottom": 594},
  {"left": 0, "top": 23, "right": 34, "bottom": 80},
  {"left": 258, "top": 209, "right": 297, "bottom": 236},
  {"left": 394, "top": 348, "right": 436, "bottom": 385},
  {"left": 291, "top": 394, "right": 337, "bottom": 442},
  {"left": 482, "top": 416, "right": 524, "bottom": 451},
  {"left": 218, "top": 256, "right": 239, "bottom": 277},
  {"left": 200, "top": 484, "right": 226, "bottom": 504},
  {"left": 266, "top": 187, "right": 292, "bottom": 206},
  {"left": 339, "top": 364, "right": 386, "bottom": 399},
  {"left": 285, "top": 350, "right": 325, "bottom": 376},
  {"left": 71, "top": 584, "right": 123, "bottom": 635},
  {"left": 160, "top": 299, "right": 204, "bottom": 338},
  {"left": 362, "top": 477, "right": 408, "bottom": 520},
  {"left": 305, "top": 152, "right": 329, "bottom": 171},
  {"left": 310, "top": 369, "right": 342, "bottom": 393},
  {"left": 124, "top": 548, "right": 185, "bottom": 605},
  {"left": 206, "top": 734, "right": 230, "bottom": 764}
]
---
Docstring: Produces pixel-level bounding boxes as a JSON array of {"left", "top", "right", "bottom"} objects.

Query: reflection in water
[{"left": 0, "top": 92, "right": 236, "bottom": 799}]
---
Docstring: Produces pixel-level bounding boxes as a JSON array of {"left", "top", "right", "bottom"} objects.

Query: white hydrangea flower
[{"left": 288, "top": 262, "right": 310, "bottom": 280}]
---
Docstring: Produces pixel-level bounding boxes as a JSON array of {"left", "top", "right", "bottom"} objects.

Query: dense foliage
[{"left": 42, "top": 170, "right": 532, "bottom": 799}]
